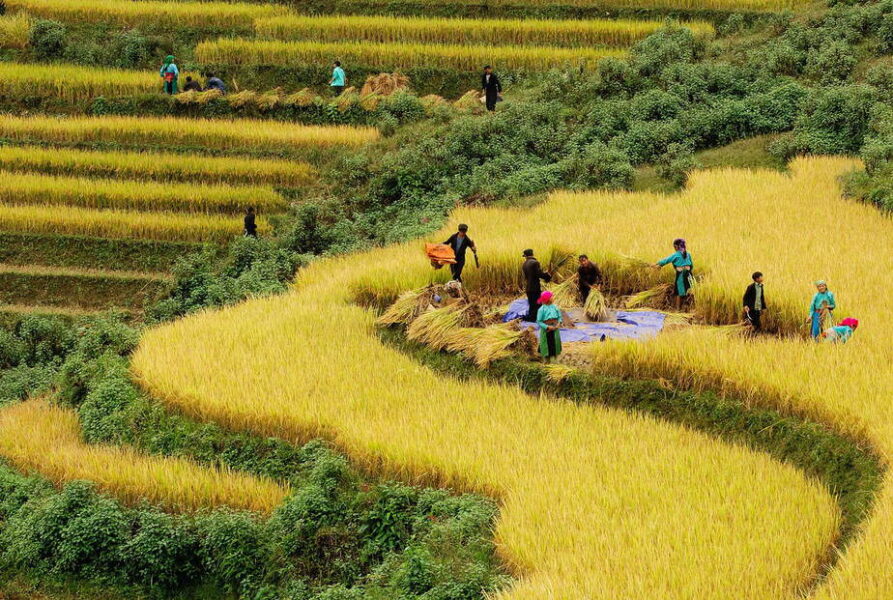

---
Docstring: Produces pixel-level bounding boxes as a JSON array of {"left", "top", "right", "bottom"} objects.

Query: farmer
[
  {"left": 822, "top": 317, "right": 859, "bottom": 344},
  {"left": 807, "top": 280, "right": 836, "bottom": 339},
  {"left": 536, "top": 291, "right": 562, "bottom": 363},
  {"left": 205, "top": 73, "right": 226, "bottom": 94},
  {"left": 244, "top": 207, "right": 257, "bottom": 238},
  {"left": 654, "top": 238, "right": 693, "bottom": 310},
  {"left": 159, "top": 55, "right": 179, "bottom": 95},
  {"left": 743, "top": 271, "right": 767, "bottom": 333},
  {"left": 481, "top": 65, "right": 502, "bottom": 112},
  {"left": 443, "top": 224, "right": 477, "bottom": 282},
  {"left": 577, "top": 254, "right": 603, "bottom": 304},
  {"left": 330, "top": 61, "right": 346, "bottom": 96},
  {"left": 182, "top": 76, "right": 202, "bottom": 92},
  {"left": 522, "top": 249, "right": 551, "bottom": 322}
]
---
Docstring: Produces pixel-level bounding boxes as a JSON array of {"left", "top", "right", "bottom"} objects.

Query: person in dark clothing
[
  {"left": 522, "top": 248, "right": 551, "bottom": 322},
  {"left": 443, "top": 223, "right": 477, "bottom": 282},
  {"left": 577, "top": 254, "right": 603, "bottom": 304},
  {"left": 481, "top": 65, "right": 501, "bottom": 112},
  {"left": 743, "top": 271, "right": 767, "bottom": 333},
  {"left": 183, "top": 76, "right": 203, "bottom": 92},
  {"left": 244, "top": 207, "right": 257, "bottom": 238},
  {"left": 205, "top": 73, "right": 226, "bottom": 94}
]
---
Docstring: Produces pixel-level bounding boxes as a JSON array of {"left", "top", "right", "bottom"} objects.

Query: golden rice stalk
[
  {"left": 470, "top": 322, "right": 526, "bottom": 367},
  {"left": 0, "top": 61, "right": 156, "bottom": 101},
  {"left": 375, "top": 287, "right": 432, "bottom": 326},
  {"left": 175, "top": 90, "right": 200, "bottom": 105},
  {"left": 0, "top": 13, "right": 30, "bottom": 49},
  {"left": 546, "top": 276, "right": 580, "bottom": 310},
  {"left": 256, "top": 88, "right": 283, "bottom": 110},
  {"left": 254, "top": 14, "right": 715, "bottom": 49},
  {"left": 544, "top": 363, "right": 575, "bottom": 383},
  {"left": 260, "top": 0, "right": 799, "bottom": 11},
  {"left": 0, "top": 202, "right": 265, "bottom": 243},
  {"left": 283, "top": 87, "right": 316, "bottom": 107},
  {"left": 359, "top": 92, "right": 382, "bottom": 111},
  {"left": 625, "top": 283, "right": 672, "bottom": 308},
  {"left": 0, "top": 145, "right": 316, "bottom": 187},
  {"left": 195, "top": 38, "right": 626, "bottom": 73},
  {"left": 454, "top": 89, "right": 484, "bottom": 113},
  {"left": 195, "top": 88, "right": 223, "bottom": 104},
  {"left": 546, "top": 247, "right": 578, "bottom": 280},
  {"left": 0, "top": 170, "right": 284, "bottom": 214},
  {"left": 583, "top": 286, "right": 608, "bottom": 321},
  {"left": 0, "top": 399, "right": 289, "bottom": 513},
  {"left": 227, "top": 89, "right": 258, "bottom": 108},
  {"left": 0, "top": 115, "right": 379, "bottom": 153},
  {"left": 334, "top": 86, "right": 359, "bottom": 112},
  {"left": 5, "top": 0, "right": 286, "bottom": 30},
  {"left": 359, "top": 72, "right": 411, "bottom": 96},
  {"left": 407, "top": 304, "right": 467, "bottom": 350}
]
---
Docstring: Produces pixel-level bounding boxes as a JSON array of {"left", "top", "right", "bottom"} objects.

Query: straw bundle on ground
[
  {"left": 625, "top": 283, "right": 672, "bottom": 308},
  {"left": 376, "top": 287, "right": 437, "bottom": 325},
  {"left": 407, "top": 304, "right": 468, "bottom": 350},
  {"left": 583, "top": 286, "right": 609, "bottom": 321},
  {"left": 360, "top": 72, "right": 411, "bottom": 96},
  {"left": 546, "top": 276, "right": 580, "bottom": 310}
]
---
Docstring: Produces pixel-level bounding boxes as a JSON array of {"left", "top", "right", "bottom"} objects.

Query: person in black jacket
[
  {"left": 443, "top": 224, "right": 477, "bottom": 282},
  {"left": 481, "top": 65, "right": 501, "bottom": 112},
  {"left": 522, "top": 249, "right": 551, "bottom": 321},
  {"left": 743, "top": 271, "right": 767, "bottom": 332},
  {"left": 577, "top": 254, "right": 603, "bottom": 304},
  {"left": 244, "top": 206, "right": 257, "bottom": 238},
  {"left": 182, "top": 76, "right": 203, "bottom": 92}
]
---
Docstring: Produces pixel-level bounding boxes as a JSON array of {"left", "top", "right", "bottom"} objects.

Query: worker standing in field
[
  {"left": 330, "top": 61, "right": 346, "bottom": 96},
  {"left": 522, "top": 249, "right": 551, "bottom": 322},
  {"left": 654, "top": 238, "right": 693, "bottom": 311},
  {"left": 159, "top": 55, "right": 179, "bottom": 95},
  {"left": 536, "top": 291, "right": 563, "bottom": 363},
  {"left": 244, "top": 207, "right": 257, "bottom": 238},
  {"left": 577, "top": 254, "right": 603, "bottom": 304},
  {"left": 443, "top": 223, "right": 477, "bottom": 282},
  {"left": 743, "top": 271, "right": 767, "bottom": 333},
  {"left": 807, "top": 280, "right": 836, "bottom": 339},
  {"left": 481, "top": 65, "right": 502, "bottom": 112}
]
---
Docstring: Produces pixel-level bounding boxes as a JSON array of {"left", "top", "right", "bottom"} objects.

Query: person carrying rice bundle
[
  {"left": 577, "top": 254, "right": 603, "bottom": 304},
  {"left": 654, "top": 238, "right": 693, "bottom": 310},
  {"left": 536, "top": 290, "right": 562, "bottom": 363},
  {"left": 807, "top": 280, "right": 836, "bottom": 339},
  {"left": 822, "top": 317, "right": 858, "bottom": 344}
]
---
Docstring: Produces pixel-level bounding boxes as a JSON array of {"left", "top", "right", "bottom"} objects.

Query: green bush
[
  {"left": 29, "top": 19, "right": 66, "bottom": 60},
  {"left": 656, "top": 142, "right": 701, "bottom": 187}
]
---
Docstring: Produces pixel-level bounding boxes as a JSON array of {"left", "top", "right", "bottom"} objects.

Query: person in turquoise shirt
[
  {"left": 654, "top": 238, "right": 693, "bottom": 310},
  {"left": 536, "top": 291, "right": 562, "bottom": 362},
  {"left": 159, "top": 55, "right": 179, "bottom": 95},
  {"left": 807, "top": 280, "right": 836, "bottom": 339},
  {"left": 330, "top": 61, "right": 346, "bottom": 96}
]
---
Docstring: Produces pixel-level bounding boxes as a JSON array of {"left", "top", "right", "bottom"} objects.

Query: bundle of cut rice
[
  {"left": 256, "top": 88, "right": 283, "bottom": 110},
  {"left": 359, "top": 92, "right": 382, "bottom": 111},
  {"left": 175, "top": 90, "right": 199, "bottom": 105},
  {"left": 227, "top": 90, "right": 257, "bottom": 108},
  {"left": 376, "top": 287, "right": 434, "bottom": 326},
  {"left": 407, "top": 304, "right": 468, "bottom": 350},
  {"left": 544, "top": 363, "right": 575, "bottom": 383},
  {"left": 195, "top": 89, "right": 223, "bottom": 105},
  {"left": 360, "top": 72, "right": 410, "bottom": 97},
  {"left": 546, "top": 276, "right": 580, "bottom": 310},
  {"left": 583, "top": 286, "right": 608, "bottom": 321},
  {"left": 284, "top": 87, "right": 315, "bottom": 107},
  {"left": 625, "top": 283, "right": 672, "bottom": 309},
  {"left": 454, "top": 89, "right": 484, "bottom": 113}
]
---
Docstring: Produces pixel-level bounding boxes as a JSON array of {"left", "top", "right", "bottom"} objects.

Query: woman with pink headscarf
[
  {"left": 536, "top": 291, "right": 562, "bottom": 362},
  {"left": 822, "top": 318, "right": 859, "bottom": 344}
]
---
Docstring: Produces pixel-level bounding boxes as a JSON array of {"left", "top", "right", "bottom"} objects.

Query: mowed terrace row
[{"left": 0, "top": 115, "right": 375, "bottom": 312}]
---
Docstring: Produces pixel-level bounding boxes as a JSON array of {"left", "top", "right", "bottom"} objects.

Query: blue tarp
[{"left": 503, "top": 298, "right": 666, "bottom": 343}]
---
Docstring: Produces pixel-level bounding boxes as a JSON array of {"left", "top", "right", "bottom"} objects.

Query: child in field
[
  {"left": 807, "top": 280, "right": 836, "bottom": 339},
  {"left": 536, "top": 291, "right": 562, "bottom": 363},
  {"left": 822, "top": 318, "right": 858, "bottom": 344}
]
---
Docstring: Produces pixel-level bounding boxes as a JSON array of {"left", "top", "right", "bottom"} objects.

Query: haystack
[
  {"left": 284, "top": 88, "right": 315, "bottom": 107},
  {"left": 360, "top": 72, "right": 410, "bottom": 97}
]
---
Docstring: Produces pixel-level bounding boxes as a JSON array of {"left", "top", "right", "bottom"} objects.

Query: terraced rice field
[
  {"left": 0, "top": 62, "right": 158, "bottom": 100},
  {"left": 126, "top": 156, "right": 893, "bottom": 599}
]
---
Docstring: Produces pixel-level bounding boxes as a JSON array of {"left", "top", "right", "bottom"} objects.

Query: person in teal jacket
[
  {"left": 536, "top": 290, "right": 562, "bottom": 362},
  {"left": 159, "top": 55, "right": 179, "bottom": 95},
  {"left": 807, "top": 280, "right": 836, "bottom": 339},
  {"left": 822, "top": 317, "right": 858, "bottom": 344},
  {"left": 654, "top": 238, "right": 693, "bottom": 310}
]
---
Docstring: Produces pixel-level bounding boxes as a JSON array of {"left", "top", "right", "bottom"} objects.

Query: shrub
[
  {"left": 28, "top": 18, "right": 65, "bottom": 60},
  {"left": 656, "top": 142, "right": 701, "bottom": 187},
  {"left": 563, "top": 142, "right": 634, "bottom": 190},
  {"left": 804, "top": 41, "right": 856, "bottom": 84}
]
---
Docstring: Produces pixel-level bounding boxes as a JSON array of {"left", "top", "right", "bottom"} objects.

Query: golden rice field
[
  {"left": 128, "top": 158, "right": 888, "bottom": 600},
  {"left": 0, "top": 170, "right": 284, "bottom": 214},
  {"left": 0, "top": 13, "right": 29, "bottom": 49},
  {"left": 352, "top": 0, "right": 800, "bottom": 11},
  {"left": 0, "top": 202, "right": 267, "bottom": 243},
  {"left": 5, "top": 0, "right": 286, "bottom": 29},
  {"left": 254, "top": 14, "right": 714, "bottom": 48},
  {"left": 196, "top": 38, "right": 626, "bottom": 72},
  {"left": 0, "top": 62, "right": 158, "bottom": 101},
  {"left": 0, "top": 145, "right": 317, "bottom": 187},
  {"left": 0, "top": 262, "right": 172, "bottom": 282},
  {"left": 0, "top": 115, "right": 379, "bottom": 154},
  {"left": 0, "top": 399, "right": 289, "bottom": 513}
]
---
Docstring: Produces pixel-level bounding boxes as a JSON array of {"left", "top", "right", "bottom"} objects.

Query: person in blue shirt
[
  {"left": 330, "top": 61, "right": 346, "bottom": 96},
  {"left": 159, "top": 55, "right": 179, "bottom": 95},
  {"left": 205, "top": 73, "right": 227, "bottom": 94},
  {"left": 654, "top": 238, "right": 693, "bottom": 310},
  {"left": 822, "top": 317, "right": 858, "bottom": 344},
  {"left": 536, "top": 291, "right": 562, "bottom": 363},
  {"left": 807, "top": 280, "right": 836, "bottom": 339}
]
